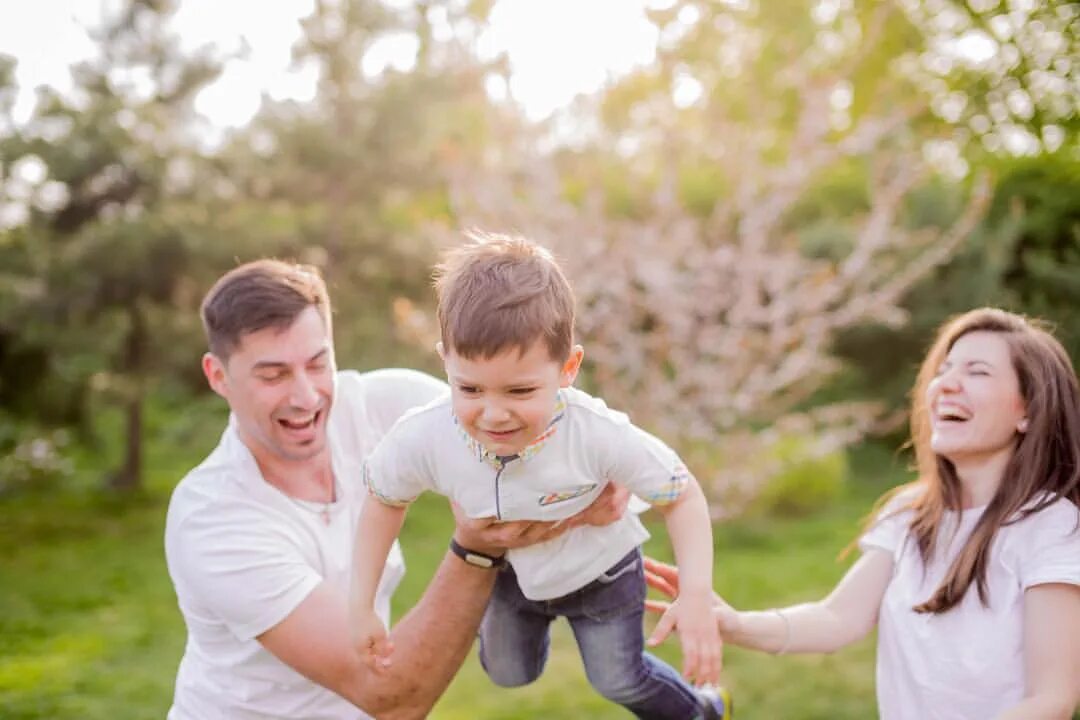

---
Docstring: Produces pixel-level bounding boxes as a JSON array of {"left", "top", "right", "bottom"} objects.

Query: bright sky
[{"left": 0, "top": 0, "right": 662, "bottom": 131}]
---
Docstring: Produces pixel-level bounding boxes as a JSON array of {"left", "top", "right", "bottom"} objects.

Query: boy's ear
[
  {"left": 560, "top": 345, "right": 584, "bottom": 387},
  {"left": 435, "top": 341, "right": 446, "bottom": 361}
]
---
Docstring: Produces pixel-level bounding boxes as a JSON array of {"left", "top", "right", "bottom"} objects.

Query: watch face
[
  {"left": 451, "top": 539, "right": 503, "bottom": 569},
  {"left": 464, "top": 551, "right": 495, "bottom": 568}
]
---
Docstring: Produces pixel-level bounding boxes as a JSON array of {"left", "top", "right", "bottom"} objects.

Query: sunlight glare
[
  {"left": 479, "top": 0, "right": 658, "bottom": 120},
  {"left": 3, "top": 0, "right": 659, "bottom": 127}
]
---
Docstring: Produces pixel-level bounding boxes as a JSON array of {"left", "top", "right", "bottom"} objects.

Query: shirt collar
[{"left": 454, "top": 390, "right": 567, "bottom": 468}]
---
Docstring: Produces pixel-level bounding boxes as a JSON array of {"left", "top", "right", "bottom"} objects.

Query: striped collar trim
[{"left": 454, "top": 391, "right": 567, "bottom": 468}]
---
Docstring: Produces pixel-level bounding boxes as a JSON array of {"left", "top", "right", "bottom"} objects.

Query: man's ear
[
  {"left": 202, "top": 352, "right": 229, "bottom": 399},
  {"left": 560, "top": 345, "right": 585, "bottom": 387}
]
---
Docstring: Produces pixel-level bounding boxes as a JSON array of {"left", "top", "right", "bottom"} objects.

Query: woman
[{"left": 646, "top": 308, "right": 1080, "bottom": 719}]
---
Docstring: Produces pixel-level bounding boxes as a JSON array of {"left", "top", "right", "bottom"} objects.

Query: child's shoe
[{"left": 697, "top": 685, "right": 733, "bottom": 719}]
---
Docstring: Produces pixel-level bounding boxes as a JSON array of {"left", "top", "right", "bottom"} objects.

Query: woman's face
[{"left": 926, "top": 330, "right": 1028, "bottom": 465}]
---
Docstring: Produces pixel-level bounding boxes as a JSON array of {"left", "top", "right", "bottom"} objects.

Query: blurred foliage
[
  {"left": 993, "top": 151, "right": 1080, "bottom": 359},
  {"left": 0, "top": 0, "right": 504, "bottom": 489},
  {"left": 0, "top": 0, "right": 1076, "bottom": 496},
  {"left": 0, "top": 0, "right": 1076, "bottom": 714},
  {"left": 0, "top": 0, "right": 225, "bottom": 490},
  {"left": 0, "top": 411, "right": 73, "bottom": 496},
  {"left": 750, "top": 436, "right": 849, "bottom": 518},
  {"left": 828, "top": 150, "right": 1079, "bottom": 424}
]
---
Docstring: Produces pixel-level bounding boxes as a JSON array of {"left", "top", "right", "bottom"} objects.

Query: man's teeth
[{"left": 281, "top": 414, "right": 317, "bottom": 429}]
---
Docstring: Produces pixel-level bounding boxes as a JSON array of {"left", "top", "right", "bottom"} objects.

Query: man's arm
[
  {"left": 257, "top": 483, "right": 630, "bottom": 718},
  {"left": 259, "top": 528, "right": 500, "bottom": 720}
]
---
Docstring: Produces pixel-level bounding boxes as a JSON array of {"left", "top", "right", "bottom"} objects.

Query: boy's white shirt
[
  {"left": 859, "top": 494, "right": 1080, "bottom": 720},
  {"left": 164, "top": 369, "right": 446, "bottom": 720},
  {"left": 364, "top": 386, "right": 691, "bottom": 600}
]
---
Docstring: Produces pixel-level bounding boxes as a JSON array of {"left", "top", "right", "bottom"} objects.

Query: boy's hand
[
  {"left": 644, "top": 556, "right": 742, "bottom": 638},
  {"left": 649, "top": 590, "right": 723, "bottom": 686},
  {"left": 352, "top": 611, "right": 394, "bottom": 671}
]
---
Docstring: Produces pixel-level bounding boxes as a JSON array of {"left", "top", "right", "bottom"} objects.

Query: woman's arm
[
  {"left": 995, "top": 583, "right": 1080, "bottom": 720},
  {"left": 645, "top": 547, "right": 894, "bottom": 654}
]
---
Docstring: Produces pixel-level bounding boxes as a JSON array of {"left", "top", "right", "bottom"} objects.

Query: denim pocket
[{"left": 581, "top": 550, "right": 645, "bottom": 621}]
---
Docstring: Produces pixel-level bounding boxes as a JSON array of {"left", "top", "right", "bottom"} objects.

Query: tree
[
  {"left": 0, "top": 0, "right": 221, "bottom": 490},
  {"left": 216, "top": 0, "right": 504, "bottom": 370},
  {"left": 435, "top": 0, "right": 992, "bottom": 513},
  {"left": 899, "top": 0, "right": 1079, "bottom": 155}
]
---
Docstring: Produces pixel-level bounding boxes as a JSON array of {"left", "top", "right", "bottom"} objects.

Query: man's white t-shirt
[
  {"left": 364, "top": 386, "right": 692, "bottom": 601},
  {"left": 859, "top": 493, "right": 1080, "bottom": 720},
  {"left": 164, "top": 369, "right": 446, "bottom": 720}
]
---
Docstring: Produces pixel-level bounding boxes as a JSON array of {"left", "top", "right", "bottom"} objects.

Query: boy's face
[{"left": 441, "top": 339, "right": 583, "bottom": 457}]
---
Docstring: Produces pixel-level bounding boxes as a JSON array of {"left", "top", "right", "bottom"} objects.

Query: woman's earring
[{"left": 1017, "top": 418, "right": 1029, "bottom": 433}]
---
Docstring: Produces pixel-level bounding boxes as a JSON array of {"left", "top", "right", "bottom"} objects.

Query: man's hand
[
  {"left": 451, "top": 504, "right": 565, "bottom": 554},
  {"left": 450, "top": 484, "right": 631, "bottom": 555},
  {"left": 567, "top": 482, "right": 631, "bottom": 529}
]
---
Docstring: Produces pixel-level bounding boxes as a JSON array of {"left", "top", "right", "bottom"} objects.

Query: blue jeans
[{"left": 478, "top": 548, "right": 704, "bottom": 720}]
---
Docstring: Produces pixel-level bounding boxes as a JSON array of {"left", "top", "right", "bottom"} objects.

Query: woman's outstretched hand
[{"left": 643, "top": 556, "right": 742, "bottom": 646}]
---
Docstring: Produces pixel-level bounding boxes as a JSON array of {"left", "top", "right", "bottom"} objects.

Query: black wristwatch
[{"left": 449, "top": 538, "right": 507, "bottom": 570}]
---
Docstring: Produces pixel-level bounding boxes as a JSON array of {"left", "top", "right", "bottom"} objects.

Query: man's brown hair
[
  {"left": 201, "top": 259, "right": 331, "bottom": 360},
  {"left": 434, "top": 231, "right": 575, "bottom": 361}
]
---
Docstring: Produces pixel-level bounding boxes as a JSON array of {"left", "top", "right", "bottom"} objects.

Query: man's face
[
  {"left": 203, "top": 306, "right": 336, "bottom": 468},
  {"left": 441, "top": 339, "right": 582, "bottom": 457}
]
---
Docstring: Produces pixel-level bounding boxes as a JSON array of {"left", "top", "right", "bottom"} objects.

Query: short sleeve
[
  {"left": 362, "top": 410, "right": 437, "bottom": 507},
  {"left": 167, "top": 500, "right": 320, "bottom": 641},
  {"left": 858, "top": 493, "right": 917, "bottom": 555},
  {"left": 1018, "top": 501, "right": 1080, "bottom": 590},
  {"left": 339, "top": 368, "right": 448, "bottom": 441},
  {"left": 600, "top": 414, "right": 691, "bottom": 507}
]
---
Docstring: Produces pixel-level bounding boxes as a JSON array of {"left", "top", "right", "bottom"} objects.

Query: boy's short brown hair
[
  {"left": 201, "top": 259, "right": 331, "bottom": 360},
  {"left": 434, "top": 231, "right": 575, "bottom": 361}
]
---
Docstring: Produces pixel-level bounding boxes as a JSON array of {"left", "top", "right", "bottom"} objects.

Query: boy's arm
[
  {"left": 653, "top": 476, "right": 721, "bottom": 685},
  {"left": 350, "top": 499, "right": 407, "bottom": 664}
]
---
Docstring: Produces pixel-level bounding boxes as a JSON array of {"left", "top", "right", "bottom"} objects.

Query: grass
[
  {"left": 413, "top": 444, "right": 904, "bottom": 719},
  {"left": 0, "top": 395, "right": 912, "bottom": 719}
]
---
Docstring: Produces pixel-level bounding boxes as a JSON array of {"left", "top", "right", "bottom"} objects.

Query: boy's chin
[{"left": 476, "top": 431, "right": 528, "bottom": 456}]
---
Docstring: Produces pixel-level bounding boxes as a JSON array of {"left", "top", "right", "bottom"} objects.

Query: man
[{"left": 164, "top": 259, "right": 625, "bottom": 719}]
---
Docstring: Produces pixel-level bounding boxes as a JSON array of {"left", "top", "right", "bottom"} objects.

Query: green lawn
[{"left": 0, "top": 401, "right": 909, "bottom": 719}]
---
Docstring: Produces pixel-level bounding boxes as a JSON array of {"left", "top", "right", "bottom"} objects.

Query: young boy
[{"left": 351, "top": 233, "right": 728, "bottom": 719}]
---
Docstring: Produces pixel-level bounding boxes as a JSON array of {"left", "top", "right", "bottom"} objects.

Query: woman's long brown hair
[{"left": 873, "top": 308, "right": 1080, "bottom": 614}]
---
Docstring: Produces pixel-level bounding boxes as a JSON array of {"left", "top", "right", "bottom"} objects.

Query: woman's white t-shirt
[{"left": 859, "top": 494, "right": 1080, "bottom": 720}]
